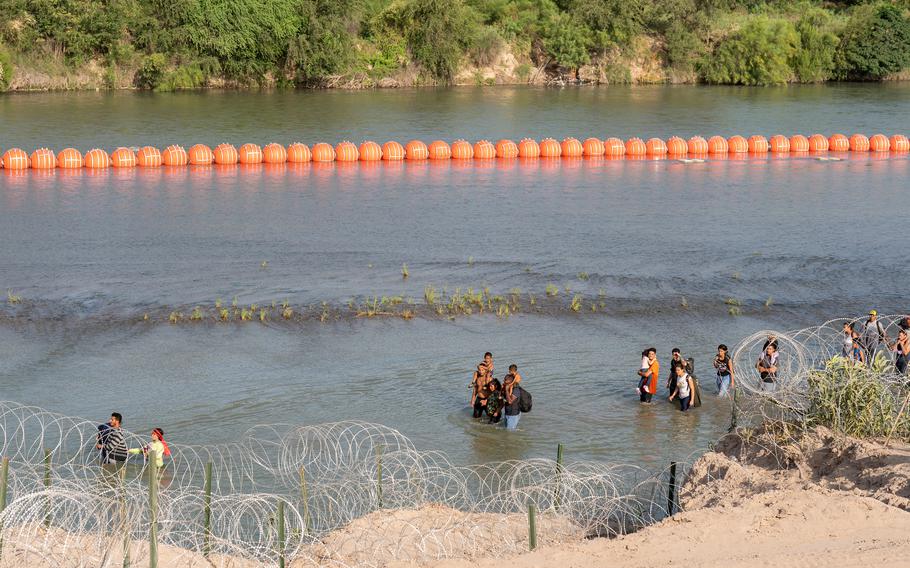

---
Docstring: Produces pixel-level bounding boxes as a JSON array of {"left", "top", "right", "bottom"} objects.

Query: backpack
[{"left": 516, "top": 386, "right": 532, "bottom": 413}]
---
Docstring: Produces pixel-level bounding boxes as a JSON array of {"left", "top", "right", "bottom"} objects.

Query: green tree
[
  {"left": 543, "top": 13, "right": 591, "bottom": 73},
  {"left": 834, "top": 3, "right": 910, "bottom": 80},
  {"left": 699, "top": 17, "right": 799, "bottom": 85},
  {"left": 792, "top": 9, "right": 838, "bottom": 82},
  {"left": 570, "top": 0, "right": 643, "bottom": 50}
]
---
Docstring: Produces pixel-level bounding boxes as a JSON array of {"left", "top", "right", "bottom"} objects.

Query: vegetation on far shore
[{"left": 1, "top": 0, "right": 910, "bottom": 91}]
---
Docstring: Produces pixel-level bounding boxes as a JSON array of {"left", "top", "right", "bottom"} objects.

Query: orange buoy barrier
[
  {"left": 162, "top": 145, "right": 188, "bottom": 166},
  {"left": 828, "top": 133, "right": 849, "bottom": 152},
  {"left": 262, "top": 143, "right": 287, "bottom": 164},
  {"left": 213, "top": 143, "right": 239, "bottom": 165},
  {"left": 335, "top": 141, "right": 359, "bottom": 162},
  {"left": 111, "top": 147, "right": 137, "bottom": 168},
  {"left": 310, "top": 142, "right": 335, "bottom": 162},
  {"left": 625, "top": 137, "right": 646, "bottom": 156},
  {"left": 30, "top": 148, "right": 57, "bottom": 170},
  {"left": 686, "top": 136, "right": 707, "bottom": 155},
  {"left": 188, "top": 144, "right": 213, "bottom": 165},
  {"left": 474, "top": 140, "right": 496, "bottom": 159},
  {"left": 748, "top": 135, "right": 769, "bottom": 153},
  {"left": 604, "top": 137, "right": 625, "bottom": 157},
  {"left": 849, "top": 133, "right": 869, "bottom": 152},
  {"left": 451, "top": 139, "right": 474, "bottom": 159},
  {"left": 582, "top": 137, "right": 605, "bottom": 156},
  {"left": 495, "top": 139, "right": 519, "bottom": 159},
  {"left": 561, "top": 137, "right": 584, "bottom": 157},
  {"left": 2, "top": 148, "right": 29, "bottom": 170},
  {"left": 84, "top": 148, "right": 110, "bottom": 169},
  {"left": 137, "top": 146, "right": 162, "bottom": 167},
  {"left": 428, "top": 140, "right": 451, "bottom": 160},
  {"left": 359, "top": 141, "right": 383, "bottom": 161},
  {"left": 518, "top": 138, "right": 540, "bottom": 158},
  {"left": 890, "top": 134, "right": 909, "bottom": 152},
  {"left": 869, "top": 134, "right": 889, "bottom": 152},
  {"left": 238, "top": 143, "right": 263, "bottom": 164},
  {"left": 707, "top": 136, "right": 727, "bottom": 154},
  {"left": 808, "top": 134, "right": 828, "bottom": 152},
  {"left": 666, "top": 137, "right": 687, "bottom": 156},
  {"left": 57, "top": 148, "right": 84, "bottom": 169},
  {"left": 381, "top": 141, "right": 405, "bottom": 161},
  {"left": 405, "top": 140, "right": 429, "bottom": 160},
  {"left": 727, "top": 135, "right": 748, "bottom": 154},
  {"left": 539, "top": 138, "right": 561, "bottom": 158},
  {"left": 646, "top": 137, "right": 667, "bottom": 156}
]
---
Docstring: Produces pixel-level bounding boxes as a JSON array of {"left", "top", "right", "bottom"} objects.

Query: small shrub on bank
[
  {"left": 834, "top": 3, "right": 910, "bottom": 80},
  {"left": 699, "top": 17, "right": 799, "bottom": 85}
]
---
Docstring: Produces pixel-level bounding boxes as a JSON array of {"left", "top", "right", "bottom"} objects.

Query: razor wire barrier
[{"left": 0, "top": 402, "right": 691, "bottom": 567}]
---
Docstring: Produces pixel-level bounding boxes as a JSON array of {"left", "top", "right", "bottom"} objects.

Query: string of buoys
[{"left": 1, "top": 133, "right": 908, "bottom": 171}]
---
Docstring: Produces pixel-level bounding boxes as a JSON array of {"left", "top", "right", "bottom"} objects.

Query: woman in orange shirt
[{"left": 638, "top": 348, "right": 659, "bottom": 404}]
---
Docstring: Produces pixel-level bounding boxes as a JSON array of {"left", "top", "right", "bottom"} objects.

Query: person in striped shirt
[{"left": 96, "top": 412, "right": 128, "bottom": 465}]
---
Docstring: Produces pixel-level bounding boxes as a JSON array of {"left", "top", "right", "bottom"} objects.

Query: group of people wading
[
  {"left": 842, "top": 311, "right": 910, "bottom": 375},
  {"left": 636, "top": 346, "right": 731, "bottom": 412},
  {"left": 469, "top": 352, "right": 531, "bottom": 430}
]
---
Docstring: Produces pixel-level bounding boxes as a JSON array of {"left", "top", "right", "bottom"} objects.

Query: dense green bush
[
  {"left": 0, "top": 0, "right": 908, "bottom": 88},
  {"left": 0, "top": 46, "right": 12, "bottom": 91},
  {"left": 834, "top": 3, "right": 910, "bottom": 80},
  {"left": 699, "top": 17, "right": 799, "bottom": 85},
  {"left": 542, "top": 13, "right": 591, "bottom": 71}
]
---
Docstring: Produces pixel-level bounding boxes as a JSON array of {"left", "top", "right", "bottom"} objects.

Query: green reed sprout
[
  {"left": 570, "top": 295, "right": 582, "bottom": 312},
  {"left": 6, "top": 289, "right": 21, "bottom": 304},
  {"left": 424, "top": 285, "right": 437, "bottom": 306},
  {"left": 401, "top": 264, "right": 409, "bottom": 279},
  {"left": 190, "top": 307, "right": 203, "bottom": 321},
  {"left": 577, "top": 272, "right": 589, "bottom": 281},
  {"left": 545, "top": 284, "right": 559, "bottom": 297}
]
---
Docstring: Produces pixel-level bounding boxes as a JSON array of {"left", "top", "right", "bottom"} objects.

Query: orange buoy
[
  {"left": 262, "top": 143, "right": 287, "bottom": 164},
  {"left": 110, "top": 147, "right": 137, "bottom": 168},
  {"left": 335, "top": 141, "right": 359, "bottom": 162},
  {"left": 427, "top": 140, "right": 451, "bottom": 160},
  {"left": 666, "top": 137, "right": 688, "bottom": 156},
  {"left": 188, "top": 144, "right": 213, "bottom": 165},
  {"left": 286, "top": 143, "right": 312, "bottom": 163},
  {"left": 604, "top": 137, "right": 625, "bottom": 157},
  {"left": 84, "top": 148, "right": 110, "bottom": 169},
  {"left": 890, "top": 134, "right": 909, "bottom": 152},
  {"left": 405, "top": 140, "right": 429, "bottom": 160},
  {"left": 686, "top": 136, "right": 707, "bottom": 155},
  {"left": 238, "top": 143, "right": 263, "bottom": 164},
  {"left": 828, "top": 133, "right": 849, "bottom": 152},
  {"left": 645, "top": 137, "right": 667, "bottom": 156},
  {"left": 30, "top": 148, "right": 57, "bottom": 170},
  {"left": 848, "top": 133, "right": 869, "bottom": 152},
  {"left": 381, "top": 141, "right": 405, "bottom": 161},
  {"left": 561, "top": 137, "right": 584, "bottom": 157},
  {"left": 808, "top": 134, "right": 828, "bottom": 152},
  {"left": 495, "top": 139, "right": 519, "bottom": 159},
  {"left": 213, "top": 143, "right": 239, "bottom": 165},
  {"left": 747, "top": 135, "right": 769, "bottom": 153},
  {"left": 310, "top": 142, "right": 335, "bottom": 162},
  {"left": 473, "top": 140, "right": 496, "bottom": 159},
  {"left": 625, "top": 138, "right": 646, "bottom": 156},
  {"left": 789, "top": 135, "right": 809, "bottom": 153},
  {"left": 582, "top": 137, "right": 605, "bottom": 156},
  {"left": 137, "top": 146, "right": 162, "bottom": 167},
  {"left": 162, "top": 145, "right": 188, "bottom": 166},
  {"left": 451, "top": 139, "right": 474, "bottom": 160},
  {"left": 2, "top": 148, "right": 29, "bottom": 170},
  {"left": 539, "top": 138, "right": 561, "bottom": 158},
  {"left": 359, "top": 141, "right": 383, "bottom": 161},
  {"left": 518, "top": 138, "right": 540, "bottom": 158},
  {"left": 707, "top": 136, "right": 728, "bottom": 154},
  {"left": 768, "top": 135, "right": 789, "bottom": 153},
  {"left": 57, "top": 148, "right": 84, "bottom": 169},
  {"left": 868, "top": 134, "right": 889, "bottom": 152},
  {"left": 727, "top": 135, "right": 748, "bottom": 153}
]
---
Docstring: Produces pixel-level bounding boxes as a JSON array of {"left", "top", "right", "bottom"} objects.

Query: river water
[{"left": 1, "top": 85, "right": 909, "bottom": 471}]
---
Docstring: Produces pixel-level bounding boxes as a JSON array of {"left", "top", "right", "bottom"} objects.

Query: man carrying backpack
[
  {"left": 503, "top": 370, "right": 531, "bottom": 430},
  {"left": 862, "top": 310, "right": 888, "bottom": 362}
]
